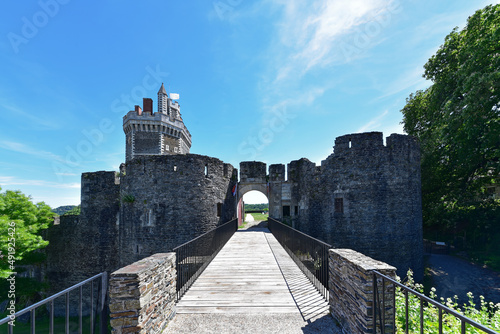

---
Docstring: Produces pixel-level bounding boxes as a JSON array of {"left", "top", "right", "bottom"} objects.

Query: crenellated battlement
[
  {"left": 239, "top": 161, "right": 267, "bottom": 183},
  {"left": 333, "top": 132, "right": 384, "bottom": 154},
  {"left": 45, "top": 94, "right": 423, "bottom": 301},
  {"left": 235, "top": 132, "right": 422, "bottom": 280},
  {"left": 123, "top": 85, "right": 191, "bottom": 162}
]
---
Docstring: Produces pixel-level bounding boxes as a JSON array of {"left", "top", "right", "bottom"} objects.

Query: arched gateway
[{"left": 237, "top": 161, "right": 289, "bottom": 225}]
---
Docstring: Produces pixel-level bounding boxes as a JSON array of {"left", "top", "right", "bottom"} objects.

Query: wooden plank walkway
[{"left": 176, "top": 228, "right": 329, "bottom": 319}]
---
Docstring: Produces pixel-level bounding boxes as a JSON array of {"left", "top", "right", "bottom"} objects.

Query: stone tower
[{"left": 123, "top": 84, "right": 192, "bottom": 162}]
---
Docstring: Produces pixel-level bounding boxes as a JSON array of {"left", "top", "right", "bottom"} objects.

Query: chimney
[
  {"left": 143, "top": 98, "right": 153, "bottom": 113},
  {"left": 134, "top": 105, "right": 142, "bottom": 115}
]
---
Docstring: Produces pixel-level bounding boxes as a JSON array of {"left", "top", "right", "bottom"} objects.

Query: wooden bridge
[{"left": 165, "top": 227, "right": 337, "bottom": 333}]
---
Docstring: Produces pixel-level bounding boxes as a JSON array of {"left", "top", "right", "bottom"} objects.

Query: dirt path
[
  {"left": 239, "top": 215, "right": 268, "bottom": 230},
  {"left": 427, "top": 254, "right": 500, "bottom": 305}
]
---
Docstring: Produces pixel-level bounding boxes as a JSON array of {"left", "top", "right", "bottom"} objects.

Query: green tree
[
  {"left": 401, "top": 5, "right": 500, "bottom": 252},
  {"left": 62, "top": 205, "right": 81, "bottom": 216},
  {"left": 0, "top": 187, "right": 54, "bottom": 278}
]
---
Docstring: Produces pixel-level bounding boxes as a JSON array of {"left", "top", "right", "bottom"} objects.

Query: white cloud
[
  {"left": 0, "top": 101, "right": 60, "bottom": 130},
  {"left": 374, "top": 65, "right": 428, "bottom": 101},
  {"left": 357, "top": 110, "right": 389, "bottom": 133},
  {"left": 256, "top": 0, "right": 402, "bottom": 114},
  {"left": 356, "top": 109, "right": 405, "bottom": 136},
  {"left": 268, "top": 0, "right": 397, "bottom": 82},
  {"left": 0, "top": 140, "right": 66, "bottom": 163},
  {"left": 0, "top": 176, "right": 80, "bottom": 189}
]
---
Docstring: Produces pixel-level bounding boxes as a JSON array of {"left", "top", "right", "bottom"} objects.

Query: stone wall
[
  {"left": 288, "top": 133, "right": 423, "bottom": 280},
  {"left": 44, "top": 154, "right": 237, "bottom": 308},
  {"left": 329, "top": 249, "right": 396, "bottom": 334},
  {"left": 237, "top": 132, "right": 423, "bottom": 280},
  {"left": 44, "top": 171, "right": 120, "bottom": 301},
  {"left": 109, "top": 253, "right": 176, "bottom": 334},
  {"left": 119, "top": 154, "right": 237, "bottom": 266},
  {"left": 133, "top": 132, "right": 161, "bottom": 156}
]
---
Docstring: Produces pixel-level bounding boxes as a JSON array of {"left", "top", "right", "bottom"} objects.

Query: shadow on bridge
[{"left": 167, "top": 226, "right": 341, "bottom": 333}]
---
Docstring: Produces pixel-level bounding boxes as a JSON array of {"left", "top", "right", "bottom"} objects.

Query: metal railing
[
  {"left": 0, "top": 272, "right": 108, "bottom": 334},
  {"left": 268, "top": 218, "right": 331, "bottom": 300},
  {"left": 174, "top": 218, "right": 238, "bottom": 300},
  {"left": 373, "top": 270, "right": 499, "bottom": 334}
]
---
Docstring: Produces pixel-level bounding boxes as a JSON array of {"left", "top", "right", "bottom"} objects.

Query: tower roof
[{"left": 158, "top": 83, "right": 168, "bottom": 96}]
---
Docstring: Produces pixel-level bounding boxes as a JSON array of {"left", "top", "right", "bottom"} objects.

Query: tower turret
[
  {"left": 158, "top": 83, "right": 168, "bottom": 115},
  {"left": 123, "top": 85, "right": 192, "bottom": 162}
]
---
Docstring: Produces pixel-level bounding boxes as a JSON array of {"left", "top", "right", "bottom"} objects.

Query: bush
[{"left": 396, "top": 270, "right": 500, "bottom": 333}]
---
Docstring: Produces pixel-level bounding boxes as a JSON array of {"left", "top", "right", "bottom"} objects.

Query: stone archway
[
  {"left": 237, "top": 161, "right": 277, "bottom": 226},
  {"left": 238, "top": 183, "right": 268, "bottom": 199},
  {"left": 237, "top": 187, "right": 269, "bottom": 227}
]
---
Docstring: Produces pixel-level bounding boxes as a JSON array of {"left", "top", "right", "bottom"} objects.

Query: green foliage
[
  {"left": 51, "top": 205, "right": 77, "bottom": 216},
  {"left": 0, "top": 276, "right": 48, "bottom": 313},
  {"left": 401, "top": 4, "right": 500, "bottom": 254},
  {"left": 244, "top": 203, "right": 268, "bottom": 211},
  {"left": 62, "top": 205, "right": 80, "bottom": 216},
  {"left": 396, "top": 270, "right": 500, "bottom": 333},
  {"left": 122, "top": 194, "right": 135, "bottom": 203},
  {"left": 0, "top": 187, "right": 53, "bottom": 278}
]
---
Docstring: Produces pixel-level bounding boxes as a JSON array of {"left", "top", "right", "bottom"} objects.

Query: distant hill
[{"left": 52, "top": 205, "right": 77, "bottom": 216}]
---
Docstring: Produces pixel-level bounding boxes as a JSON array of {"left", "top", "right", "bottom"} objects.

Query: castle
[
  {"left": 44, "top": 85, "right": 423, "bottom": 296},
  {"left": 123, "top": 83, "right": 191, "bottom": 161}
]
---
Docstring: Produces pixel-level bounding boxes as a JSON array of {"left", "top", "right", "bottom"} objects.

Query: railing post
[
  {"left": 174, "top": 218, "right": 237, "bottom": 300},
  {"left": 373, "top": 273, "right": 378, "bottom": 333},
  {"left": 100, "top": 271, "right": 108, "bottom": 334},
  {"left": 268, "top": 218, "right": 331, "bottom": 301},
  {"left": 65, "top": 292, "right": 69, "bottom": 334},
  {"left": 0, "top": 272, "right": 111, "bottom": 334}
]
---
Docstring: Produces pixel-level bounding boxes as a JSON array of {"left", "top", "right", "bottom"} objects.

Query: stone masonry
[
  {"left": 239, "top": 132, "right": 423, "bottom": 280},
  {"left": 329, "top": 249, "right": 397, "bottom": 334},
  {"left": 119, "top": 154, "right": 238, "bottom": 266},
  {"left": 43, "top": 88, "right": 422, "bottom": 309},
  {"left": 123, "top": 84, "right": 191, "bottom": 162},
  {"left": 109, "top": 253, "right": 176, "bottom": 334}
]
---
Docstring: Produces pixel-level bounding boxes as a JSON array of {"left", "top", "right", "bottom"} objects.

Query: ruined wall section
[
  {"left": 119, "top": 154, "right": 237, "bottom": 266},
  {"left": 45, "top": 171, "right": 120, "bottom": 294},
  {"left": 239, "top": 161, "right": 266, "bottom": 183},
  {"left": 269, "top": 164, "right": 285, "bottom": 219},
  {"left": 287, "top": 159, "right": 322, "bottom": 234},
  {"left": 290, "top": 132, "right": 422, "bottom": 279}
]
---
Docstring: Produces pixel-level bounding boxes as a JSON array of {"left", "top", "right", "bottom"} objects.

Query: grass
[
  {"left": 468, "top": 251, "right": 500, "bottom": 272},
  {"left": 238, "top": 212, "right": 269, "bottom": 229},
  {"left": 247, "top": 212, "right": 268, "bottom": 221}
]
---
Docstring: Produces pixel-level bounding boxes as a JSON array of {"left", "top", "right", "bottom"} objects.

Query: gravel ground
[
  {"left": 164, "top": 313, "right": 342, "bottom": 334},
  {"left": 427, "top": 253, "right": 500, "bottom": 305}
]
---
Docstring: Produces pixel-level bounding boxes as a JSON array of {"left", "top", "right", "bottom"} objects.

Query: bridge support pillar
[
  {"left": 329, "top": 249, "right": 396, "bottom": 334},
  {"left": 108, "top": 253, "right": 176, "bottom": 334}
]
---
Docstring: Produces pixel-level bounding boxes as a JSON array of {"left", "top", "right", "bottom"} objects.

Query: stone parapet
[
  {"left": 109, "top": 253, "right": 176, "bottom": 334},
  {"left": 329, "top": 249, "right": 396, "bottom": 334}
]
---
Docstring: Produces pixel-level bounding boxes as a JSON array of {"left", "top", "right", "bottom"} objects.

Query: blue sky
[{"left": 0, "top": 0, "right": 497, "bottom": 208}]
